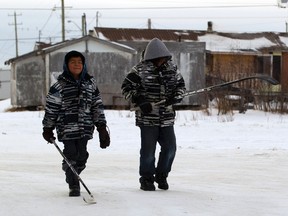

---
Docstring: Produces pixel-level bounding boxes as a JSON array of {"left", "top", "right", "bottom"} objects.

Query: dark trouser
[
  {"left": 139, "top": 126, "right": 176, "bottom": 180},
  {"left": 62, "top": 138, "right": 89, "bottom": 188}
]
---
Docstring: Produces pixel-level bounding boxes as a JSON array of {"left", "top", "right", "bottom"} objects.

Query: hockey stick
[
  {"left": 52, "top": 139, "right": 96, "bottom": 204},
  {"left": 131, "top": 74, "right": 279, "bottom": 111}
]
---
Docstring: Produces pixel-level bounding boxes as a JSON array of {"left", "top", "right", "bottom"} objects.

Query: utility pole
[
  {"left": 277, "top": 0, "right": 288, "bottom": 32},
  {"left": 82, "top": 13, "right": 87, "bottom": 36},
  {"left": 54, "top": 1, "right": 71, "bottom": 41},
  {"left": 96, "top": 11, "right": 100, "bottom": 28},
  {"left": 61, "top": 0, "right": 65, "bottom": 41},
  {"left": 9, "top": 12, "right": 22, "bottom": 57},
  {"left": 147, "top": 18, "right": 151, "bottom": 29},
  {"left": 39, "top": 30, "right": 42, "bottom": 42}
]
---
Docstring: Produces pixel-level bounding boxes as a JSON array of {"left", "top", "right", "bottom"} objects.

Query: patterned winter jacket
[
  {"left": 42, "top": 70, "right": 106, "bottom": 141},
  {"left": 121, "top": 60, "right": 186, "bottom": 127}
]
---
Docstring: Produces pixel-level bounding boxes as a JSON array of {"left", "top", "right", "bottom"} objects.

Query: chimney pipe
[
  {"left": 207, "top": 21, "right": 213, "bottom": 32},
  {"left": 148, "top": 18, "right": 151, "bottom": 29}
]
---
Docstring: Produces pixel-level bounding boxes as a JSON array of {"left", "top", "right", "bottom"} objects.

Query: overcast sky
[{"left": 1, "top": 0, "right": 288, "bottom": 69}]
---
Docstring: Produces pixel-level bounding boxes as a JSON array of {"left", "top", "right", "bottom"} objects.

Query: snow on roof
[
  {"left": 96, "top": 32, "right": 109, "bottom": 41},
  {"left": 279, "top": 35, "right": 288, "bottom": 46},
  {"left": 198, "top": 34, "right": 276, "bottom": 52}
]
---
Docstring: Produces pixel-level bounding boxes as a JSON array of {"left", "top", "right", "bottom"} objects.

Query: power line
[
  {"left": 0, "top": 36, "right": 63, "bottom": 41},
  {"left": 0, "top": 4, "right": 278, "bottom": 11},
  {"left": 65, "top": 5, "right": 278, "bottom": 9},
  {"left": 99, "top": 16, "right": 288, "bottom": 19},
  {"left": 40, "top": 9, "right": 56, "bottom": 32}
]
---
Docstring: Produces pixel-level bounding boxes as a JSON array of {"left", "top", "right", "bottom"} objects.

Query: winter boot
[
  {"left": 139, "top": 176, "right": 155, "bottom": 191},
  {"left": 155, "top": 174, "right": 169, "bottom": 190},
  {"left": 69, "top": 185, "right": 80, "bottom": 197},
  {"left": 65, "top": 168, "right": 80, "bottom": 196}
]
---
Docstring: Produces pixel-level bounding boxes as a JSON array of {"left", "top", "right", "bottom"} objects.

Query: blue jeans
[{"left": 139, "top": 126, "right": 176, "bottom": 179}]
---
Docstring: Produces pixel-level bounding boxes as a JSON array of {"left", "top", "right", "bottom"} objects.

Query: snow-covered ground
[{"left": 0, "top": 99, "right": 287, "bottom": 216}]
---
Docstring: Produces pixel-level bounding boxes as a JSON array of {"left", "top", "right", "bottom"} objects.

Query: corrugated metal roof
[{"left": 94, "top": 27, "right": 199, "bottom": 42}]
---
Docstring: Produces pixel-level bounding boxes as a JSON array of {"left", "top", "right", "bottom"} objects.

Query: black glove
[
  {"left": 165, "top": 96, "right": 183, "bottom": 106},
  {"left": 139, "top": 102, "right": 152, "bottom": 114},
  {"left": 42, "top": 127, "right": 55, "bottom": 143},
  {"left": 134, "top": 96, "right": 152, "bottom": 114},
  {"left": 97, "top": 125, "right": 110, "bottom": 149}
]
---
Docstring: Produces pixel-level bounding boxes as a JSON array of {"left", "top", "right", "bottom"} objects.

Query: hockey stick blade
[
  {"left": 83, "top": 195, "right": 97, "bottom": 204},
  {"left": 255, "top": 75, "right": 279, "bottom": 85}
]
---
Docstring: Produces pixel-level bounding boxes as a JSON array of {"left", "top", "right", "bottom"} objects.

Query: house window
[
  {"left": 273, "top": 55, "right": 281, "bottom": 82},
  {"left": 257, "top": 55, "right": 272, "bottom": 75}
]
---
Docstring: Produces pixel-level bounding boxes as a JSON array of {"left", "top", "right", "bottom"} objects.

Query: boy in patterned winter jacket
[
  {"left": 121, "top": 38, "right": 186, "bottom": 191},
  {"left": 42, "top": 50, "right": 110, "bottom": 197}
]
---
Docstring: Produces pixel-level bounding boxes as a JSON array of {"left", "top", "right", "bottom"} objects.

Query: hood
[
  {"left": 143, "top": 38, "right": 172, "bottom": 61},
  {"left": 62, "top": 50, "right": 87, "bottom": 81}
]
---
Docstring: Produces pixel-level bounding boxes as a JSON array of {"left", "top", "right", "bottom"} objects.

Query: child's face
[
  {"left": 68, "top": 57, "right": 83, "bottom": 79},
  {"left": 152, "top": 57, "right": 168, "bottom": 67}
]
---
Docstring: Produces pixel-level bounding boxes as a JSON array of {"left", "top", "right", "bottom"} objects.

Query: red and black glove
[
  {"left": 97, "top": 125, "right": 110, "bottom": 149},
  {"left": 42, "top": 127, "right": 56, "bottom": 143}
]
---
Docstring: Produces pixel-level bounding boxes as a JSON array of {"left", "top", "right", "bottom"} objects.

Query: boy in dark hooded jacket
[
  {"left": 121, "top": 38, "right": 186, "bottom": 191},
  {"left": 42, "top": 50, "right": 110, "bottom": 196}
]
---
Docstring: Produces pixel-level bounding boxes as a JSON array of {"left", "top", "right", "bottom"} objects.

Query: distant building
[
  {"left": 0, "top": 69, "right": 10, "bottom": 100},
  {"left": 94, "top": 27, "right": 288, "bottom": 92}
]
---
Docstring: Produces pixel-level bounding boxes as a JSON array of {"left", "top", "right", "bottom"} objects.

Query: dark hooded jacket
[
  {"left": 42, "top": 51, "right": 106, "bottom": 141},
  {"left": 121, "top": 38, "right": 186, "bottom": 127}
]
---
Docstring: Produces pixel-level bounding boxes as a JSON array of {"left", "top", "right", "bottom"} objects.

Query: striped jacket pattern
[
  {"left": 42, "top": 72, "right": 106, "bottom": 141},
  {"left": 121, "top": 60, "right": 186, "bottom": 127}
]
